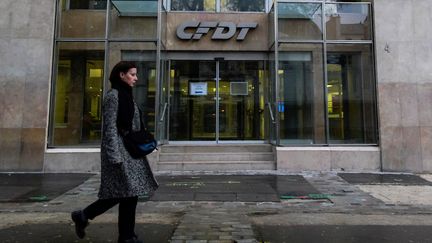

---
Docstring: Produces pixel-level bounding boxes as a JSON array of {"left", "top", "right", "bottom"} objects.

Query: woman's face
[{"left": 120, "top": 68, "right": 138, "bottom": 87}]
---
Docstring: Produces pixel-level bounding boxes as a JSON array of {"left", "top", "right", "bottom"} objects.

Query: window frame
[
  {"left": 275, "top": 0, "right": 377, "bottom": 146},
  {"left": 49, "top": 0, "right": 160, "bottom": 148},
  {"left": 169, "top": 0, "right": 268, "bottom": 12}
]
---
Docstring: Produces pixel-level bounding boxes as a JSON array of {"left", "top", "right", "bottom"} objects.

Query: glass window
[
  {"left": 58, "top": 0, "right": 106, "bottom": 38},
  {"left": 221, "top": 0, "right": 265, "bottom": 12},
  {"left": 219, "top": 61, "right": 266, "bottom": 140},
  {"left": 278, "top": 44, "right": 326, "bottom": 145},
  {"left": 110, "top": 3, "right": 157, "bottom": 39},
  {"left": 278, "top": 3, "right": 323, "bottom": 40},
  {"left": 169, "top": 61, "right": 216, "bottom": 141},
  {"left": 50, "top": 42, "right": 105, "bottom": 146},
  {"left": 326, "top": 44, "right": 377, "bottom": 144},
  {"left": 111, "top": 0, "right": 158, "bottom": 17},
  {"left": 68, "top": 0, "right": 107, "bottom": 9},
  {"left": 325, "top": 3, "right": 371, "bottom": 40},
  {"left": 170, "top": 0, "right": 216, "bottom": 11},
  {"left": 108, "top": 42, "right": 157, "bottom": 133},
  {"left": 327, "top": 0, "right": 370, "bottom": 2}
]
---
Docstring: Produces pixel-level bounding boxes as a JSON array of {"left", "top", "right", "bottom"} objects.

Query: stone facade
[
  {"left": 1, "top": 0, "right": 432, "bottom": 172},
  {"left": 374, "top": 0, "right": 432, "bottom": 172},
  {"left": 0, "top": 0, "right": 54, "bottom": 171}
]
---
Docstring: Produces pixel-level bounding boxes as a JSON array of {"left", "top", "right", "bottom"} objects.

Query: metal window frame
[
  {"left": 168, "top": 0, "right": 269, "bottom": 13},
  {"left": 48, "top": 0, "right": 159, "bottom": 148},
  {"left": 275, "top": 0, "right": 376, "bottom": 146}
]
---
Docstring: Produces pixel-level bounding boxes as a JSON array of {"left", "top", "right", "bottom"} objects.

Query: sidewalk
[{"left": 2, "top": 171, "right": 432, "bottom": 243}]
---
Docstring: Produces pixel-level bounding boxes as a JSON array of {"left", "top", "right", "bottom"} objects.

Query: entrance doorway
[{"left": 167, "top": 60, "right": 266, "bottom": 142}]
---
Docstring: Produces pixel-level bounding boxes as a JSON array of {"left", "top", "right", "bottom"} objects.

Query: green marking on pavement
[
  {"left": 308, "top": 193, "right": 332, "bottom": 199},
  {"left": 280, "top": 194, "right": 332, "bottom": 200}
]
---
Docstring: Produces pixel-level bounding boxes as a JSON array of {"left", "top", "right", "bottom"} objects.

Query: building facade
[{"left": 1, "top": 0, "right": 431, "bottom": 173}]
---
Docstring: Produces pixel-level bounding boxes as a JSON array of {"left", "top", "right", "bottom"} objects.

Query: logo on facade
[{"left": 176, "top": 21, "right": 258, "bottom": 41}]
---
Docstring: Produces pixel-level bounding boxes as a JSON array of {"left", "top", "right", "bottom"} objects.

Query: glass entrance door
[
  {"left": 169, "top": 60, "right": 265, "bottom": 142},
  {"left": 218, "top": 60, "right": 265, "bottom": 141},
  {"left": 169, "top": 60, "right": 216, "bottom": 141}
]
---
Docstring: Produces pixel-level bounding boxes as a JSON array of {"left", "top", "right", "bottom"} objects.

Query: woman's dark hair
[{"left": 109, "top": 61, "right": 137, "bottom": 86}]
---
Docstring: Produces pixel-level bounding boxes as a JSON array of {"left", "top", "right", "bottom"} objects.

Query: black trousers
[{"left": 83, "top": 196, "right": 138, "bottom": 240}]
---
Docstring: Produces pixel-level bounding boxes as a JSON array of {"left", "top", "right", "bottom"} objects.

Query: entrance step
[
  {"left": 159, "top": 152, "right": 274, "bottom": 162},
  {"left": 160, "top": 144, "right": 273, "bottom": 153},
  {"left": 157, "top": 144, "right": 275, "bottom": 171}
]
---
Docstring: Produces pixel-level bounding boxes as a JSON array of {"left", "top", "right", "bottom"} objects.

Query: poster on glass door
[{"left": 189, "top": 82, "right": 208, "bottom": 96}]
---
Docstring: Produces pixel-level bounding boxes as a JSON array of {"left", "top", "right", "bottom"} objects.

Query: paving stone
[
  {"left": 4, "top": 172, "right": 432, "bottom": 242},
  {"left": 234, "top": 239, "right": 258, "bottom": 243}
]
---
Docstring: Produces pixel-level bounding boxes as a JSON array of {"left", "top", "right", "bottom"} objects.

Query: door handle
[
  {"left": 267, "top": 102, "right": 276, "bottom": 124},
  {"left": 159, "top": 102, "right": 168, "bottom": 122}
]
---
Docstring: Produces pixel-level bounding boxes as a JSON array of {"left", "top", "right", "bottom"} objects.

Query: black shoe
[{"left": 71, "top": 210, "right": 88, "bottom": 239}]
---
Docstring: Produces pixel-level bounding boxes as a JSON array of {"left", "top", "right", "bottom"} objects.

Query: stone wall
[
  {"left": 2, "top": 0, "right": 432, "bottom": 173},
  {"left": 375, "top": 0, "right": 432, "bottom": 172},
  {"left": 276, "top": 147, "right": 380, "bottom": 172},
  {"left": 0, "top": 0, "right": 54, "bottom": 171}
]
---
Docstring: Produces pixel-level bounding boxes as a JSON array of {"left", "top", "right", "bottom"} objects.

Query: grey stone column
[
  {"left": 0, "top": 0, "right": 55, "bottom": 171},
  {"left": 374, "top": 0, "right": 432, "bottom": 172}
]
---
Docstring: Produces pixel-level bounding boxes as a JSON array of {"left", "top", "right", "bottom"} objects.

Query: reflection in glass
[
  {"left": 169, "top": 61, "right": 216, "bottom": 140},
  {"left": 68, "top": 0, "right": 107, "bottom": 9},
  {"left": 268, "top": 50, "right": 277, "bottom": 144},
  {"left": 111, "top": 0, "right": 158, "bottom": 16},
  {"left": 58, "top": 0, "right": 106, "bottom": 38},
  {"left": 221, "top": 0, "right": 265, "bottom": 12},
  {"left": 169, "top": 60, "right": 265, "bottom": 141},
  {"left": 219, "top": 61, "right": 265, "bottom": 140},
  {"left": 110, "top": 4, "right": 157, "bottom": 39},
  {"left": 170, "top": 0, "right": 216, "bottom": 11},
  {"left": 278, "top": 3, "right": 322, "bottom": 40},
  {"left": 50, "top": 42, "right": 105, "bottom": 146},
  {"left": 278, "top": 44, "right": 325, "bottom": 144},
  {"left": 109, "top": 43, "right": 157, "bottom": 133},
  {"left": 325, "top": 3, "right": 371, "bottom": 40},
  {"left": 122, "top": 51, "right": 157, "bottom": 133},
  {"left": 327, "top": 44, "right": 377, "bottom": 144}
]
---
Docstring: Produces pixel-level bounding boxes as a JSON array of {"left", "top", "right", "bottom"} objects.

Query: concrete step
[
  {"left": 159, "top": 152, "right": 274, "bottom": 162},
  {"left": 160, "top": 144, "right": 273, "bottom": 153},
  {"left": 157, "top": 160, "right": 276, "bottom": 171}
]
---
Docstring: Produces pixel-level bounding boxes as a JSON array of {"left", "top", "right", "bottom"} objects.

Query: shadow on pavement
[
  {"left": 338, "top": 173, "right": 432, "bottom": 186},
  {"left": 0, "top": 173, "right": 95, "bottom": 203},
  {"left": 0, "top": 223, "right": 175, "bottom": 243},
  {"left": 149, "top": 175, "right": 320, "bottom": 202},
  {"left": 253, "top": 225, "right": 432, "bottom": 243}
]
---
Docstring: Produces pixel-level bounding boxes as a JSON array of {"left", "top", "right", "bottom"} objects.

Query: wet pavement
[
  {"left": 253, "top": 225, "right": 432, "bottom": 243},
  {"left": 338, "top": 173, "right": 432, "bottom": 186},
  {"left": 1, "top": 171, "right": 432, "bottom": 242},
  {"left": 0, "top": 223, "right": 175, "bottom": 243},
  {"left": 150, "top": 175, "right": 319, "bottom": 202},
  {"left": 0, "top": 173, "right": 94, "bottom": 202}
]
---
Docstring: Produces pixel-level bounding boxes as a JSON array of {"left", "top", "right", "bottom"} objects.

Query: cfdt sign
[{"left": 176, "top": 21, "right": 258, "bottom": 41}]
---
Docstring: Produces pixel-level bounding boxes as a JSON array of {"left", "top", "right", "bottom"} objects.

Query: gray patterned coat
[{"left": 98, "top": 89, "right": 158, "bottom": 199}]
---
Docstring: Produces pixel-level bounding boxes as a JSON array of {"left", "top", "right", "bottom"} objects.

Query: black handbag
[{"left": 119, "top": 112, "right": 157, "bottom": 159}]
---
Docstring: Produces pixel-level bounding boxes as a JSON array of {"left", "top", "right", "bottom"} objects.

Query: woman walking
[{"left": 71, "top": 61, "right": 158, "bottom": 243}]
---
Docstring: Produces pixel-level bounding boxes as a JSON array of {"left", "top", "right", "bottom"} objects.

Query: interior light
[{"left": 89, "top": 69, "right": 102, "bottom": 78}]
